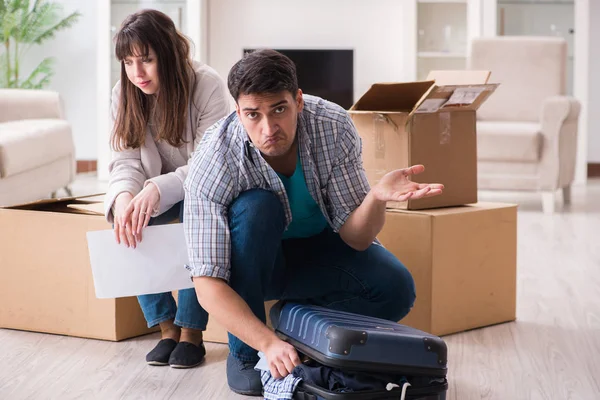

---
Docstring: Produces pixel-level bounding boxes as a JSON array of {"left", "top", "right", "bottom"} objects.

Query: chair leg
[
  {"left": 64, "top": 186, "right": 73, "bottom": 197},
  {"left": 562, "top": 186, "right": 572, "bottom": 206},
  {"left": 542, "top": 191, "right": 555, "bottom": 214}
]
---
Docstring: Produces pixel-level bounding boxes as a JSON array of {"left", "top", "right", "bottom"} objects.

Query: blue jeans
[
  {"left": 227, "top": 189, "right": 416, "bottom": 362},
  {"left": 137, "top": 201, "right": 209, "bottom": 330}
]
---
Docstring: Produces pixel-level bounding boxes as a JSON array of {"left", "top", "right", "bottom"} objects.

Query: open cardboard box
[
  {"left": 0, "top": 194, "right": 157, "bottom": 341},
  {"left": 0, "top": 193, "right": 271, "bottom": 344},
  {"left": 349, "top": 70, "right": 498, "bottom": 210}
]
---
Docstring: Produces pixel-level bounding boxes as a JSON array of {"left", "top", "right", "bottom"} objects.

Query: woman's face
[{"left": 123, "top": 47, "right": 159, "bottom": 95}]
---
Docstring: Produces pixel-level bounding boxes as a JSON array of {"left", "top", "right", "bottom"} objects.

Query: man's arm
[
  {"left": 193, "top": 277, "right": 300, "bottom": 378},
  {"left": 339, "top": 166, "right": 443, "bottom": 250},
  {"left": 193, "top": 277, "right": 276, "bottom": 350},
  {"left": 330, "top": 117, "right": 443, "bottom": 250},
  {"left": 338, "top": 191, "right": 386, "bottom": 251},
  {"left": 184, "top": 141, "right": 300, "bottom": 378}
]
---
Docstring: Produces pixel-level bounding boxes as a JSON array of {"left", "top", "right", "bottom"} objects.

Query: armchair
[
  {"left": 0, "top": 89, "right": 76, "bottom": 206},
  {"left": 469, "top": 36, "right": 580, "bottom": 213}
]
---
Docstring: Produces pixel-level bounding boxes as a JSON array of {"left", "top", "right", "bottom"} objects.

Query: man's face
[{"left": 236, "top": 90, "right": 304, "bottom": 158}]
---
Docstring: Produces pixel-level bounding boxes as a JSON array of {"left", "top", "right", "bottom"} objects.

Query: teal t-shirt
[{"left": 276, "top": 155, "right": 328, "bottom": 239}]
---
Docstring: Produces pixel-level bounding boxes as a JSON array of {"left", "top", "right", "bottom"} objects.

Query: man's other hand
[{"left": 263, "top": 338, "right": 302, "bottom": 379}]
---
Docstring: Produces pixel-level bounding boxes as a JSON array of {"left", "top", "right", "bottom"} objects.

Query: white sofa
[
  {"left": 0, "top": 89, "right": 76, "bottom": 207},
  {"left": 469, "top": 37, "right": 581, "bottom": 213}
]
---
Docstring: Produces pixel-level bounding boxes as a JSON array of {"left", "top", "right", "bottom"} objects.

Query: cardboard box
[
  {"left": 349, "top": 73, "right": 498, "bottom": 210},
  {"left": 0, "top": 195, "right": 157, "bottom": 341},
  {"left": 377, "top": 202, "right": 517, "bottom": 336}
]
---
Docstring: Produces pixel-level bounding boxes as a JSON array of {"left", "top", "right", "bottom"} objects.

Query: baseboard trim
[
  {"left": 76, "top": 160, "right": 97, "bottom": 174},
  {"left": 588, "top": 163, "right": 600, "bottom": 178}
]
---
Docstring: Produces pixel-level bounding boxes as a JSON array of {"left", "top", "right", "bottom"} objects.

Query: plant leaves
[
  {"left": 29, "top": 10, "right": 81, "bottom": 44},
  {"left": 0, "top": 51, "right": 9, "bottom": 88},
  {"left": 20, "top": 55, "right": 53, "bottom": 89},
  {"left": 0, "top": 0, "right": 81, "bottom": 88}
]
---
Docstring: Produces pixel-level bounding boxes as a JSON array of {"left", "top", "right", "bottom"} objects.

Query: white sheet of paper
[
  {"left": 86, "top": 223, "right": 194, "bottom": 299},
  {"left": 255, "top": 352, "right": 269, "bottom": 372}
]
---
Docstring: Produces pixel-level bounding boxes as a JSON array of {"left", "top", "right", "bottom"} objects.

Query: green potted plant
[{"left": 0, "top": 0, "right": 81, "bottom": 89}]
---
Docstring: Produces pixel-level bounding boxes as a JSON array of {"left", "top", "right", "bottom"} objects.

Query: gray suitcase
[{"left": 270, "top": 302, "right": 448, "bottom": 400}]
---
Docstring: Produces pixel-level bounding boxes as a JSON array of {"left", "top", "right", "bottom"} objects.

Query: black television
[{"left": 243, "top": 49, "right": 354, "bottom": 110}]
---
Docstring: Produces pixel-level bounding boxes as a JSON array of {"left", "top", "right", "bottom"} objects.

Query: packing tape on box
[
  {"left": 375, "top": 113, "right": 398, "bottom": 131},
  {"left": 372, "top": 113, "right": 398, "bottom": 159},
  {"left": 439, "top": 112, "right": 451, "bottom": 145}
]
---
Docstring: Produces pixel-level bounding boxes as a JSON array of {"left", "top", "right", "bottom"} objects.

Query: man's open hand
[{"left": 372, "top": 165, "right": 444, "bottom": 203}]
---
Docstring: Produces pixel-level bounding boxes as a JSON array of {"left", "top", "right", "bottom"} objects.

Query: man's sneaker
[{"left": 226, "top": 353, "right": 262, "bottom": 396}]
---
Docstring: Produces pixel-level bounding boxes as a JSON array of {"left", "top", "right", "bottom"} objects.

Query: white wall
[
  {"left": 20, "top": 0, "right": 98, "bottom": 160},
  {"left": 207, "top": 0, "right": 415, "bottom": 106},
  {"left": 573, "top": 0, "right": 589, "bottom": 179},
  {"left": 586, "top": 1, "right": 600, "bottom": 163}
]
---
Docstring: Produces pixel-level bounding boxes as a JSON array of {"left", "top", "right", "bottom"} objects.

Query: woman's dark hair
[
  {"left": 112, "top": 9, "right": 193, "bottom": 151},
  {"left": 227, "top": 49, "right": 298, "bottom": 102}
]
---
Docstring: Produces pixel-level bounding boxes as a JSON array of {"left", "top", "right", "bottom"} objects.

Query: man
[{"left": 183, "top": 49, "right": 443, "bottom": 396}]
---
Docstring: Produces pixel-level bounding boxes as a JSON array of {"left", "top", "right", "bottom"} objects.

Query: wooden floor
[{"left": 2, "top": 178, "right": 600, "bottom": 399}]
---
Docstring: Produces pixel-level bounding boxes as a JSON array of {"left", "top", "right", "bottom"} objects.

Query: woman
[{"left": 104, "top": 9, "right": 230, "bottom": 368}]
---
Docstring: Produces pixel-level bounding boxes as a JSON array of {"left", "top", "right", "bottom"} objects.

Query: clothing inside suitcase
[
  {"left": 269, "top": 302, "right": 449, "bottom": 400},
  {"left": 291, "top": 354, "right": 447, "bottom": 400}
]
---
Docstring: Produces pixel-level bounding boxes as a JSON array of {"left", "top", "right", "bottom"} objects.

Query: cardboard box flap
[
  {"left": 426, "top": 70, "right": 491, "bottom": 86},
  {"left": 67, "top": 202, "right": 105, "bottom": 215},
  {"left": 386, "top": 202, "right": 517, "bottom": 216},
  {"left": 413, "top": 83, "right": 499, "bottom": 114},
  {"left": 3, "top": 193, "right": 105, "bottom": 214},
  {"left": 349, "top": 81, "right": 435, "bottom": 113}
]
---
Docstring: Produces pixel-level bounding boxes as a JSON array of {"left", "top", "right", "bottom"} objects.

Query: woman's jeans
[{"left": 137, "top": 201, "right": 209, "bottom": 330}]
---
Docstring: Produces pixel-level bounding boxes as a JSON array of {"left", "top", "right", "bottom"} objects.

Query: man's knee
[
  {"left": 377, "top": 257, "right": 416, "bottom": 322},
  {"left": 229, "top": 189, "right": 286, "bottom": 235}
]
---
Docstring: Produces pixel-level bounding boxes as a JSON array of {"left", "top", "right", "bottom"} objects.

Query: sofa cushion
[
  {"left": 469, "top": 37, "right": 567, "bottom": 122},
  {"left": 477, "top": 121, "right": 542, "bottom": 163},
  {"left": 0, "top": 119, "right": 74, "bottom": 178}
]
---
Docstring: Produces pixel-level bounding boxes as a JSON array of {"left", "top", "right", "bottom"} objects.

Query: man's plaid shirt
[{"left": 183, "top": 95, "right": 371, "bottom": 282}]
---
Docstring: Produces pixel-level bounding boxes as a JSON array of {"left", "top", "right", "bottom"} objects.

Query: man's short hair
[{"left": 228, "top": 49, "right": 299, "bottom": 102}]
